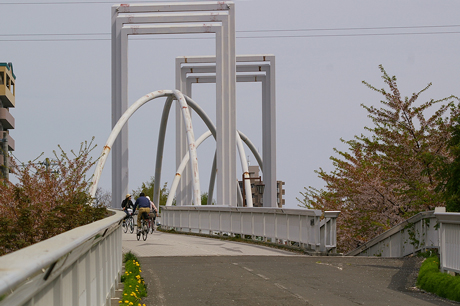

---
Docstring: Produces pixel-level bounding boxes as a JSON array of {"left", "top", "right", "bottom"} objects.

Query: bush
[
  {"left": 417, "top": 255, "right": 460, "bottom": 302},
  {"left": 0, "top": 139, "right": 107, "bottom": 256}
]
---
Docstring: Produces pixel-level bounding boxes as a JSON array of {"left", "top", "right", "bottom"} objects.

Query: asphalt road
[{"left": 122, "top": 231, "right": 459, "bottom": 306}]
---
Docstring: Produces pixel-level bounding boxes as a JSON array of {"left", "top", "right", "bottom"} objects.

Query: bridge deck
[{"left": 118, "top": 231, "right": 455, "bottom": 306}]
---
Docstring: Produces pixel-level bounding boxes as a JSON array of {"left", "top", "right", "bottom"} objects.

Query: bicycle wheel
[
  {"left": 129, "top": 217, "right": 134, "bottom": 234},
  {"left": 142, "top": 221, "right": 148, "bottom": 241},
  {"left": 122, "top": 218, "right": 128, "bottom": 233},
  {"left": 149, "top": 218, "right": 154, "bottom": 234}
]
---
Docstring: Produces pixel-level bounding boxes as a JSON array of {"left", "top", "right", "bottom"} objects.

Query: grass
[
  {"left": 417, "top": 254, "right": 460, "bottom": 302},
  {"left": 119, "top": 252, "right": 147, "bottom": 306}
]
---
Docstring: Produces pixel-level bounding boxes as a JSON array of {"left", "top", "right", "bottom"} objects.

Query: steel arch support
[{"left": 91, "top": 90, "right": 201, "bottom": 208}]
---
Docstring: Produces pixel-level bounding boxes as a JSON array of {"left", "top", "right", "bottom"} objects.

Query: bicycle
[
  {"left": 136, "top": 211, "right": 149, "bottom": 241},
  {"left": 148, "top": 211, "right": 156, "bottom": 234},
  {"left": 122, "top": 208, "right": 134, "bottom": 234}
]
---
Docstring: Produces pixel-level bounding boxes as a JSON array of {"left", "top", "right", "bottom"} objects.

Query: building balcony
[
  {"left": 0, "top": 63, "right": 16, "bottom": 108},
  {"left": 3, "top": 133, "right": 15, "bottom": 151},
  {"left": 0, "top": 108, "right": 14, "bottom": 129},
  {"left": 7, "top": 134, "right": 14, "bottom": 151}
]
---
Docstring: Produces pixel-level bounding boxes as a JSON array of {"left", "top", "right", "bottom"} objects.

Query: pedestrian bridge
[
  {"left": 123, "top": 228, "right": 453, "bottom": 306},
  {"left": 0, "top": 208, "right": 457, "bottom": 306},
  {"left": 0, "top": 206, "right": 339, "bottom": 306}
]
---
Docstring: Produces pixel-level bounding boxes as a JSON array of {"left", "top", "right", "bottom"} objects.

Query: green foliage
[
  {"left": 432, "top": 116, "right": 460, "bottom": 212},
  {"left": 123, "top": 251, "right": 137, "bottom": 263},
  {"left": 297, "top": 65, "right": 460, "bottom": 253},
  {"left": 0, "top": 139, "right": 107, "bottom": 256},
  {"left": 120, "top": 252, "right": 147, "bottom": 306},
  {"left": 417, "top": 255, "right": 460, "bottom": 302},
  {"left": 131, "top": 176, "right": 169, "bottom": 206},
  {"left": 200, "top": 192, "right": 215, "bottom": 205}
]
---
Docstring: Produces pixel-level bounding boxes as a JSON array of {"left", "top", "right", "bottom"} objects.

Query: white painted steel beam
[
  {"left": 186, "top": 73, "right": 266, "bottom": 207},
  {"left": 115, "top": 11, "right": 231, "bottom": 208},
  {"left": 114, "top": 11, "right": 230, "bottom": 209},
  {"left": 177, "top": 55, "right": 277, "bottom": 207},
  {"left": 111, "top": 2, "right": 236, "bottom": 209}
]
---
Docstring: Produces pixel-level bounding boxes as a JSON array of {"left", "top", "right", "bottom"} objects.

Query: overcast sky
[{"left": 2, "top": 0, "right": 460, "bottom": 208}]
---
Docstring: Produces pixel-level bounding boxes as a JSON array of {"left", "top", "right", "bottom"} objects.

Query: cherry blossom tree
[
  {"left": 0, "top": 138, "right": 107, "bottom": 256},
  {"left": 298, "top": 65, "right": 460, "bottom": 253}
]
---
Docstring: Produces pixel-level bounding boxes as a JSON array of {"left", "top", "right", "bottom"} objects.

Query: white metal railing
[
  {"left": 347, "top": 211, "right": 439, "bottom": 257},
  {"left": 0, "top": 209, "right": 125, "bottom": 306},
  {"left": 347, "top": 209, "right": 460, "bottom": 274},
  {"left": 161, "top": 206, "right": 340, "bottom": 254},
  {"left": 320, "top": 211, "right": 340, "bottom": 253},
  {"left": 435, "top": 212, "right": 460, "bottom": 274}
]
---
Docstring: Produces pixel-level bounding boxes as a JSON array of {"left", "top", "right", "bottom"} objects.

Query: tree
[
  {"left": 0, "top": 139, "right": 107, "bottom": 256},
  {"left": 200, "top": 192, "right": 216, "bottom": 205},
  {"left": 297, "top": 65, "right": 460, "bottom": 253},
  {"left": 131, "top": 176, "right": 169, "bottom": 206},
  {"left": 94, "top": 187, "right": 112, "bottom": 208},
  {"left": 432, "top": 116, "right": 460, "bottom": 212}
]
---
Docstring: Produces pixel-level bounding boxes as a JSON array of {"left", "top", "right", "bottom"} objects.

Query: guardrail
[
  {"left": 320, "top": 211, "right": 340, "bottom": 253},
  {"left": 0, "top": 209, "right": 125, "bottom": 306},
  {"left": 435, "top": 212, "right": 460, "bottom": 274},
  {"left": 161, "top": 206, "right": 340, "bottom": 254},
  {"left": 347, "top": 211, "right": 439, "bottom": 257}
]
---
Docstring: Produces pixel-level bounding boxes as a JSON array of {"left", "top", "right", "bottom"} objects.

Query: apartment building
[
  {"left": 238, "top": 165, "right": 285, "bottom": 208},
  {"left": 0, "top": 62, "right": 16, "bottom": 180}
]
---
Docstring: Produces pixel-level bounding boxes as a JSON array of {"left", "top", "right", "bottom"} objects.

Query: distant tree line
[
  {"left": 297, "top": 65, "right": 460, "bottom": 253},
  {"left": 131, "top": 176, "right": 215, "bottom": 206}
]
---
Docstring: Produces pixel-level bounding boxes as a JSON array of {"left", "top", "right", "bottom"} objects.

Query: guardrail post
[{"left": 434, "top": 210, "right": 460, "bottom": 274}]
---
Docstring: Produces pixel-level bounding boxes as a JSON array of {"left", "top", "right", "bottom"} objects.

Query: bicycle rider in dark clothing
[
  {"left": 121, "top": 194, "right": 134, "bottom": 220},
  {"left": 133, "top": 193, "right": 151, "bottom": 234}
]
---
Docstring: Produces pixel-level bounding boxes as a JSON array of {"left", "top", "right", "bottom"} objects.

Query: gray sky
[{"left": 2, "top": 0, "right": 460, "bottom": 208}]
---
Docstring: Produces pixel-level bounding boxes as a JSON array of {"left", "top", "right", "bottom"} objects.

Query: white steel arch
[
  {"left": 90, "top": 90, "right": 201, "bottom": 207},
  {"left": 152, "top": 94, "right": 264, "bottom": 208},
  {"left": 166, "top": 130, "right": 212, "bottom": 207}
]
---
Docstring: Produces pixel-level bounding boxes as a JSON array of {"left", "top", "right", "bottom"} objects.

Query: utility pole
[
  {"left": 1, "top": 131, "right": 8, "bottom": 180},
  {"left": 40, "top": 158, "right": 59, "bottom": 174}
]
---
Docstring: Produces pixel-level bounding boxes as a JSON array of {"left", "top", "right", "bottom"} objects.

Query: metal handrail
[
  {"left": 346, "top": 211, "right": 436, "bottom": 256},
  {"left": 161, "top": 206, "right": 339, "bottom": 254},
  {"left": 0, "top": 209, "right": 124, "bottom": 304}
]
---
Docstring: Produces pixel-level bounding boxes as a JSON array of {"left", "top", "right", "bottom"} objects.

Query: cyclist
[
  {"left": 121, "top": 194, "right": 134, "bottom": 221},
  {"left": 146, "top": 195, "right": 158, "bottom": 230},
  {"left": 133, "top": 192, "right": 151, "bottom": 234}
]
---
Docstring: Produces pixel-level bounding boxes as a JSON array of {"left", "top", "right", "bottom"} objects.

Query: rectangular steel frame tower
[{"left": 111, "top": 2, "right": 237, "bottom": 208}]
